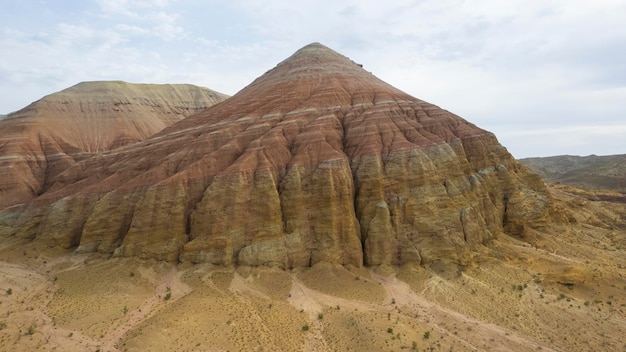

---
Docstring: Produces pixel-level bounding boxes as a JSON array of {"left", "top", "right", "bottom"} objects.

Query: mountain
[
  {"left": 0, "top": 43, "right": 624, "bottom": 352},
  {"left": 520, "top": 154, "right": 626, "bottom": 191},
  {"left": 0, "top": 81, "right": 228, "bottom": 209},
  {"left": 1, "top": 43, "right": 559, "bottom": 267}
]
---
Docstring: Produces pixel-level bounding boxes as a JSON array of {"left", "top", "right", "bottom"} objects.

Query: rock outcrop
[
  {"left": 0, "top": 43, "right": 559, "bottom": 268},
  {"left": 0, "top": 81, "right": 228, "bottom": 209}
]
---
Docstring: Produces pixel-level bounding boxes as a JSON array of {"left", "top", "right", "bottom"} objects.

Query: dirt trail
[
  {"left": 285, "top": 268, "right": 560, "bottom": 352},
  {"left": 287, "top": 273, "right": 381, "bottom": 319},
  {"left": 229, "top": 271, "right": 270, "bottom": 300},
  {"left": 369, "top": 271, "right": 559, "bottom": 352},
  {"left": 228, "top": 272, "right": 288, "bottom": 351},
  {"left": 0, "top": 261, "right": 103, "bottom": 352},
  {"left": 99, "top": 267, "right": 192, "bottom": 352}
]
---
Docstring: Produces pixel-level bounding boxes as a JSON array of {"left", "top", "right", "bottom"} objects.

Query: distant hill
[
  {"left": 0, "top": 81, "right": 228, "bottom": 209},
  {"left": 520, "top": 154, "right": 626, "bottom": 191}
]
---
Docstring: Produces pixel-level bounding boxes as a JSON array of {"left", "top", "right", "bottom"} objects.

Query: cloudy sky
[{"left": 1, "top": 0, "right": 625, "bottom": 158}]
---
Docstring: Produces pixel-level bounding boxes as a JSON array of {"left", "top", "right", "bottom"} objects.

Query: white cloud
[{"left": 96, "top": 0, "right": 172, "bottom": 17}]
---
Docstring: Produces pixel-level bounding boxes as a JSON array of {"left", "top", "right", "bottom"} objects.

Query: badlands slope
[
  {"left": 0, "top": 44, "right": 624, "bottom": 352},
  {"left": 0, "top": 81, "right": 228, "bottom": 209}
]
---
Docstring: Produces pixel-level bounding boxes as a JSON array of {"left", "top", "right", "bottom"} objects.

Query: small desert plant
[
  {"left": 130, "top": 271, "right": 135, "bottom": 277},
  {"left": 387, "top": 327, "right": 393, "bottom": 334},
  {"left": 412, "top": 341, "right": 418, "bottom": 350},
  {"left": 5, "top": 288, "right": 12, "bottom": 295},
  {"left": 27, "top": 324, "right": 35, "bottom": 335},
  {"left": 423, "top": 330, "right": 430, "bottom": 339},
  {"left": 164, "top": 292, "right": 172, "bottom": 301},
  {"left": 318, "top": 313, "right": 324, "bottom": 320},
  {"left": 302, "top": 324, "right": 310, "bottom": 331},
  {"left": 0, "top": 322, "right": 7, "bottom": 330},
  {"left": 391, "top": 298, "right": 396, "bottom": 304},
  {"left": 123, "top": 306, "right": 129, "bottom": 315}
]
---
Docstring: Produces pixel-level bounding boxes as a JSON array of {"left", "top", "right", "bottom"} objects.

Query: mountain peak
[
  {"left": 1, "top": 41, "right": 557, "bottom": 271},
  {"left": 240, "top": 43, "right": 371, "bottom": 91},
  {"left": 289, "top": 42, "right": 346, "bottom": 60}
]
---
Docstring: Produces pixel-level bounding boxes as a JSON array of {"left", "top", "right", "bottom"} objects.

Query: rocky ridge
[
  {"left": 0, "top": 81, "right": 228, "bottom": 209},
  {"left": 0, "top": 43, "right": 561, "bottom": 268},
  {"left": 520, "top": 154, "right": 626, "bottom": 191}
]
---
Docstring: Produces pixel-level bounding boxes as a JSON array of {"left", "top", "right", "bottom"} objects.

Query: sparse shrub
[
  {"left": 423, "top": 330, "right": 430, "bottom": 339},
  {"left": 412, "top": 341, "right": 418, "bottom": 350},
  {"left": 27, "top": 324, "right": 35, "bottom": 335},
  {"left": 5, "top": 288, "right": 12, "bottom": 295},
  {"left": 302, "top": 324, "right": 310, "bottom": 331},
  {"left": 130, "top": 272, "right": 135, "bottom": 277},
  {"left": 391, "top": 298, "right": 396, "bottom": 304},
  {"left": 164, "top": 292, "right": 172, "bottom": 301},
  {"left": 68, "top": 332, "right": 73, "bottom": 337},
  {"left": 387, "top": 327, "right": 393, "bottom": 334},
  {"left": 318, "top": 313, "right": 323, "bottom": 320},
  {"left": 123, "top": 306, "right": 129, "bottom": 315},
  {"left": 558, "top": 293, "right": 566, "bottom": 300},
  {"left": 0, "top": 322, "right": 6, "bottom": 330}
]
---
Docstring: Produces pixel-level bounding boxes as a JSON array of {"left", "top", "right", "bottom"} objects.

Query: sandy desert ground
[{"left": 0, "top": 186, "right": 624, "bottom": 352}]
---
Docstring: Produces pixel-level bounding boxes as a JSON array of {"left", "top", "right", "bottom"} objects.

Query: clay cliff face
[
  {"left": 0, "top": 44, "right": 559, "bottom": 268},
  {"left": 0, "top": 81, "right": 228, "bottom": 209}
]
